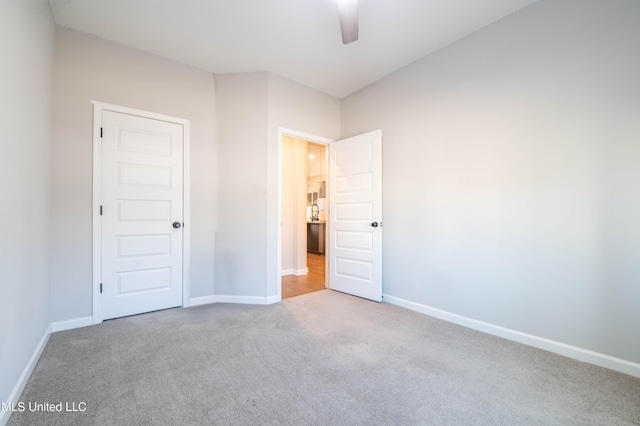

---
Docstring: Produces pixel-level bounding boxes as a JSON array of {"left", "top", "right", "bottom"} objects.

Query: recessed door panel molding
[
  {"left": 117, "top": 128, "right": 172, "bottom": 156},
  {"left": 117, "top": 234, "right": 172, "bottom": 258},
  {"left": 95, "top": 102, "right": 189, "bottom": 322},
  {"left": 117, "top": 267, "right": 172, "bottom": 294},
  {"left": 335, "top": 258, "right": 373, "bottom": 282},
  {"left": 335, "top": 231, "right": 373, "bottom": 252},
  {"left": 329, "top": 130, "right": 382, "bottom": 302},
  {"left": 335, "top": 202, "right": 373, "bottom": 222},
  {"left": 335, "top": 172, "right": 372, "bottom": 195},
  {"left": 118, "top": 163, "right": 172, "bottom": 188},
  {"left": 335, "top": 143, "right": 372, "bottom": 167},
  {"left": 117, "top": 199, "right": 172, "bottom": 222}
]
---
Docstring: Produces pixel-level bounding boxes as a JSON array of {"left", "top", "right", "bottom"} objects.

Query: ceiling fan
[{"left": 336, "top": 0, "right": 359, "bottom": 44}]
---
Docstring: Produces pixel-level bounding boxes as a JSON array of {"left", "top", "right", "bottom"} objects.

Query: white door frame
[
  {"left": 277, "top": 127, "right": 333, "bottom": 302},
  {"left": 91, "top": 101, "right": 191, "bottom": 324}
]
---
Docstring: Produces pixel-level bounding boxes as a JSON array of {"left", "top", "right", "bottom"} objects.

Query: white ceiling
[{"left": 49, "top": 0, "right": 538, "bottom": 99}]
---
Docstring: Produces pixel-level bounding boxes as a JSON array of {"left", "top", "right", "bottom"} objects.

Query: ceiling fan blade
[{"left": 337, "top": 0, "right": 359, "bottom": 44}]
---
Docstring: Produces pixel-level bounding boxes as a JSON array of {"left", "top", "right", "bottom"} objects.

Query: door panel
[
  {"left": 329, "top": 130, "right": 382, "bottom": 302},
  {"left": 101, "top": 111, "right": 184, "bottom": 320}
]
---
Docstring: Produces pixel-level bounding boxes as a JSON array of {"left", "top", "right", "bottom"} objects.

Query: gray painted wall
[
  {"left": 341, "top": 0, "right": 640, "bottom": 363},
  {"left": 50, "top": 28, "right": 217, "bottom": 321},
  {"left": 0, "top": 0, "right": 54, "bottom": 408},
  {"left": 266, "top": 74, "right": 341, "bottom": 297},
  {"left": 214, "top": 72, "right": 270, "bottom": 297},
  {"left": 215, "top": 72, "right": 340, "bottom": 298}
]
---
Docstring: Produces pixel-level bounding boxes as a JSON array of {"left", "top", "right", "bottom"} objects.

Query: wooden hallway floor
[{"left": 281, "top": 253, "right": 326, "bottom": 299}]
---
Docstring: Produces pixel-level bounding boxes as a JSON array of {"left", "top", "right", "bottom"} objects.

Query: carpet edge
[{"left": 382, "top": 294, "right": 640, "bottom": 378}]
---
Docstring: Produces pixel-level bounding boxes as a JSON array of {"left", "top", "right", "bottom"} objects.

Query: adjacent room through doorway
[
  {"left": 281, "top": 135, "right": 328, "bottom": 299},
  {"left": 282, "top": 252, "right": 325, "bottom": 299}
]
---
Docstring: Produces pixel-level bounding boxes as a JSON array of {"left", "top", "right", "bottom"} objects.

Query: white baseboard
[
  {"left": 281, "top": 268, "right": 308, "bottom": 276},
  {"left": 213, "top": 295, "right": 278, "bottom": 305},
  {"left": 189, "top": 295, "right": 217, "bottom": 307},
  {"left": 382, "top": 294, "right": 640, "bottom": 378},
  {"left": 51, "top": 316, "right": 93, "bottom": 333},
  {"left": 0, "top": 325, "right": 52, "bottom": 426},
  {"left": 190, "top": 294, "right": 280, "bottom": 306}
]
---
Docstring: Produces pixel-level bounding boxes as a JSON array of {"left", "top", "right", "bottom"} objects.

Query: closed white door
[
  {"left": 329, "top": 130, "right": 382, "bottom": 302},
  {"left": 101, "top": 110, "right": 184, "bottom": 320}
]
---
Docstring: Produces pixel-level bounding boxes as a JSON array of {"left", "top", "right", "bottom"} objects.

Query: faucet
[{"left": 311, "top": 203, "right": 319, "bottom": 221}]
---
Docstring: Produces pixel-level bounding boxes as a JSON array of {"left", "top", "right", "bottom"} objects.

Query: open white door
[{"left": 328, "top": 130, "right": 382, "bottom": 302}]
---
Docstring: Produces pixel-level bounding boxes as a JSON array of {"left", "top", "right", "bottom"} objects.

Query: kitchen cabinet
[{"left": 307, "top": 222, "right": 325, "bottom": 254}]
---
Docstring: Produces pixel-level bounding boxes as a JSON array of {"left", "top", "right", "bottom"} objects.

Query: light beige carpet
[{"left": 8, "top": 290, "right": 640, "bottom": 425}]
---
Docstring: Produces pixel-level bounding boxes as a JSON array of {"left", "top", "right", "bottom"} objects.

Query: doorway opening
[
  {"left": 277, "top": 128, "right": 383, "bottom": 302},
  {"left": 278, "top": 129, "right": 331, "bottom": 300}
]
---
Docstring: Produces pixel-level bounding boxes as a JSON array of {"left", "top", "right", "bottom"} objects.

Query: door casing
[
  {"left": 92, "top": 101, "right": 191, "bottom": 324},
  {"left": 277, "top": 127, "right": 333, "bottom": 302}
]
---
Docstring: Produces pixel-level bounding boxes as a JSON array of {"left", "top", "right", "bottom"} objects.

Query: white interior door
[
  {"left": 101, "top": 110, "right": 184, "bottom": 320},
  {"left": 329, "top": 130, "right": 382, "bottom": 301}
]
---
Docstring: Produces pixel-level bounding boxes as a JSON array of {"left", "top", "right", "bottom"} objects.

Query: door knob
[
  {"left": 371, "top": 222, "right": 379, "bottom": 228},
  {"left": 173, "top": 222, "right": 182, "bottom": 229}
]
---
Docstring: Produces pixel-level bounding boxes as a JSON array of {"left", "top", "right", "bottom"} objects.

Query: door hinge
[
  {"left": 100, "top": 127, "right": 103, "bottom": 138},
  {"left": 100, "top": 283, "right": 103, "bottom": 293},
  {"left": 100, "top": 205, "right": 103, "bottom": 216}
]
